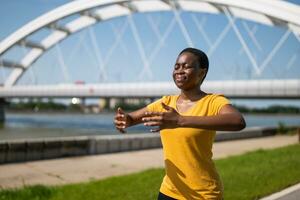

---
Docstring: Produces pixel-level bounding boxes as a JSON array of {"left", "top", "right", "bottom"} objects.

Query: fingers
[
  {"left": 114, "top": 119, "right": 126, "bottom": 126},
  {"left": 115, "top": 108, "right": 126, "bottom": 120},
  {"left": 161, "top": 103, "right": 174, "bottom": 111},
  {"left": 117, "top": 107, "right": 125, "bottom": 114},
  {"left": 142, "top": 113, "right": 162, "bottom": 133},
  {"left": 143, "top": 117, "right": 162, "bottom": 132},
  {"left": 143, "top": 111, "right": 165, "bottom": 133},
  {"left": 143, "top": 111, "right": 163, "bottom": 117},
  {"left": 115, "top": 125, "right": 126, "bottom": 133},
  {"left": 114, "top": 121, "right": 126, "bottom": 133},
  {"left": 115, "top": 113, "right": 125, "bottom": 120},
  {"left": 114, "top": 108, "right": 127, "bottom": 134},
  {"left": 114, "top": 119, "right": 126, "bottom": 133},
  {"left": 142, "top": 115, "right": 162, "bottom": 122},
  {"left": 143, "top": 121, "right": 162, "bottom": 127}
]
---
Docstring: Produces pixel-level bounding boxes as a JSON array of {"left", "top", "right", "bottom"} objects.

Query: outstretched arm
[
  {"left": 142, "top": 103, "right": 246, "bottom": 132},
  {"left": 114, "top": 106, "right": 148, "bottom": 133}
]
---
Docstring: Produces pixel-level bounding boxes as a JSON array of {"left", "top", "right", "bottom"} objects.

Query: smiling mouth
[{"left": 175, "top": 75, "right": 187, "bottom": 82}]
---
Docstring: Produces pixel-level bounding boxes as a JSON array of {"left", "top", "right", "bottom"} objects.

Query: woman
[{"left": 114, "top": 48, "right": 246, "bottom": 200}]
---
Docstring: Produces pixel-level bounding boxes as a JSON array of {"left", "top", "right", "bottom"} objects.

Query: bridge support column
[
  {"left": 0, "top": 98, "right": 5, "bottom": 125},
  {"left": 80, "top": 97, "right": 86, "bottom": 112}
]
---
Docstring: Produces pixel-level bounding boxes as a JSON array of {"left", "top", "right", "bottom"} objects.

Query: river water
[{"left": 0, "top": 112, "right": 299, "bottom": 140}]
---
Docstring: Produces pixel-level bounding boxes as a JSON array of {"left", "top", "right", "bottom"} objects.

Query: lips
[{"left": 175, "top": 74, "right": 187, "bottom": 82}]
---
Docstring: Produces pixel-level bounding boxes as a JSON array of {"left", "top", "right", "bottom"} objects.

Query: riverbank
[
  {"left": 0, "top": 135, "right": 298, "bottom": 190},
  {"left": 1, "top": 126, "right": 298, "bottom": 164}
]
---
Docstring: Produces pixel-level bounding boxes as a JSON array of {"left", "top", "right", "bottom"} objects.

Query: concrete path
[
  {"left": 260, "top": 183, "right": 300, "bottom": 200},
  {"left": 0, "top": 135, "right": 298, "bottom": 189}
]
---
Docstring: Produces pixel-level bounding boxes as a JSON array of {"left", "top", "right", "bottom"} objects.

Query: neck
[{"left": 180, "top": 87, "right": 205, "bottom": 101}]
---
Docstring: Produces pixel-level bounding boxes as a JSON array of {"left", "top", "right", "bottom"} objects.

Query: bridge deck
[{"left": 0, "top": 80, "right": 299, "bottom": 99}]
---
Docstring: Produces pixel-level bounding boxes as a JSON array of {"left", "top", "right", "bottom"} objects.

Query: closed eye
[
  {"left": 184, "top": 65, "right": 194, "bottom": 69},
  {"left": 174, "top": 64, "right": 180, "bottom": 70}
]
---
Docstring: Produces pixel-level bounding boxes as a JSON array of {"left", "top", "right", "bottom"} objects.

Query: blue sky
[{"left": 0, "top": 0, "right": 299, "bottom": 107}]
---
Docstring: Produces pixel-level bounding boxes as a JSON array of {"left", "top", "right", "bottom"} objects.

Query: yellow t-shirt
[{"left": 147, "top": 94, "right": 230, "bottom": 200}]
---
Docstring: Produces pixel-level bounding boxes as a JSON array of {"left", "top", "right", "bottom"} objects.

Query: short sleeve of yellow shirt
[{"left": 147, "top": 94, "right": 230, "bottom": 200}]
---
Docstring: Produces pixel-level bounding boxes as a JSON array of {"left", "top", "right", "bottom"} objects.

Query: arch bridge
[{"left": 0, "top": 0, "right": 299, "bottom": 99}]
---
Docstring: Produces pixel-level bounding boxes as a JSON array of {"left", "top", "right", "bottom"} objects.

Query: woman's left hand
[{"left": 142, "top": 103, "right": 181, "bottom": 132}]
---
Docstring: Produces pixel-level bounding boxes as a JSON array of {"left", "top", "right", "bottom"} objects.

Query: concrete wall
[
  {"left": 0, "top": 134, "right": 162, "bottom": 164},
  {"left": 215, "top": 126, "right": 277, "bottom": 141},
  {"left": 0, "top": 126, "right": 281, "bottom": 164}
]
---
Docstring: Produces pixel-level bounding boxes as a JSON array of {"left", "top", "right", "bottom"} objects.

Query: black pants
[{"left": 157, "top": 192, "right": 177, "bottom": 200}]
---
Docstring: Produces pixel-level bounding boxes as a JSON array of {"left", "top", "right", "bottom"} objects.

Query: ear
[
  {"left": 198, "top": 68, "right": 206, "bottom": 78},
  {"left": 198, "top": 68, "right": 207, "bottom": 84},
  {"left": 200, "top": 68, "right": 207, "bottom": 74}
]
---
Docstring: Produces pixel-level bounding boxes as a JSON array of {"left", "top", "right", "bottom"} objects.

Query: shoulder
[
  {"left": 147, "top": 95, "right": 178, "bottom": 112},
  {"left": 207, "top": 94, "right": 231, "bottom": 110},
  {"left": 205, "top": 93, "right": 231, "bottom": 114},
  {"left": 205, "top": 93, "right": 230, "bottom": 102},
  {"left": 161, "top": 95, "right": 178, "bottom": 104}
]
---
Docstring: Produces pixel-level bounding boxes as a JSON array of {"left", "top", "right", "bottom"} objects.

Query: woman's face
[{"left": 173, "top": 52, "right": 206, "bottom": 90}]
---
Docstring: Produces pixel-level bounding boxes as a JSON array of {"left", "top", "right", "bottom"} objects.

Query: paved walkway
[
  {"left": 0, "top": 135, "right": 298, "bottom": 190},
  {"left": 260, "top": 182, "right": 300, "bottom": 200}
]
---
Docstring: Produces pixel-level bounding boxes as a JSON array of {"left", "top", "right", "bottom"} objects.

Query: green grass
[
  {"left": 1, "top": 144, "right": 300, "bottom": 200},
  {"left": 217, "top": 144, "right": 300, "bottom": 199}
]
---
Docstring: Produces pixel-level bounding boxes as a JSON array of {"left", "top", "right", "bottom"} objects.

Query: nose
[{"left": 174, "top": 69, "right": 185, "bottom": 75}]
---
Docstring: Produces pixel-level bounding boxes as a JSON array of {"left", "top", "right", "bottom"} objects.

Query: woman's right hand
[{"left": 114, "top": 107, "right": 131, "bottom": 133}]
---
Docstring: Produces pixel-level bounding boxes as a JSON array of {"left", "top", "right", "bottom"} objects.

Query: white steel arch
[{"left": 0, "top": 0, "right": 300, "bottom": 87}]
